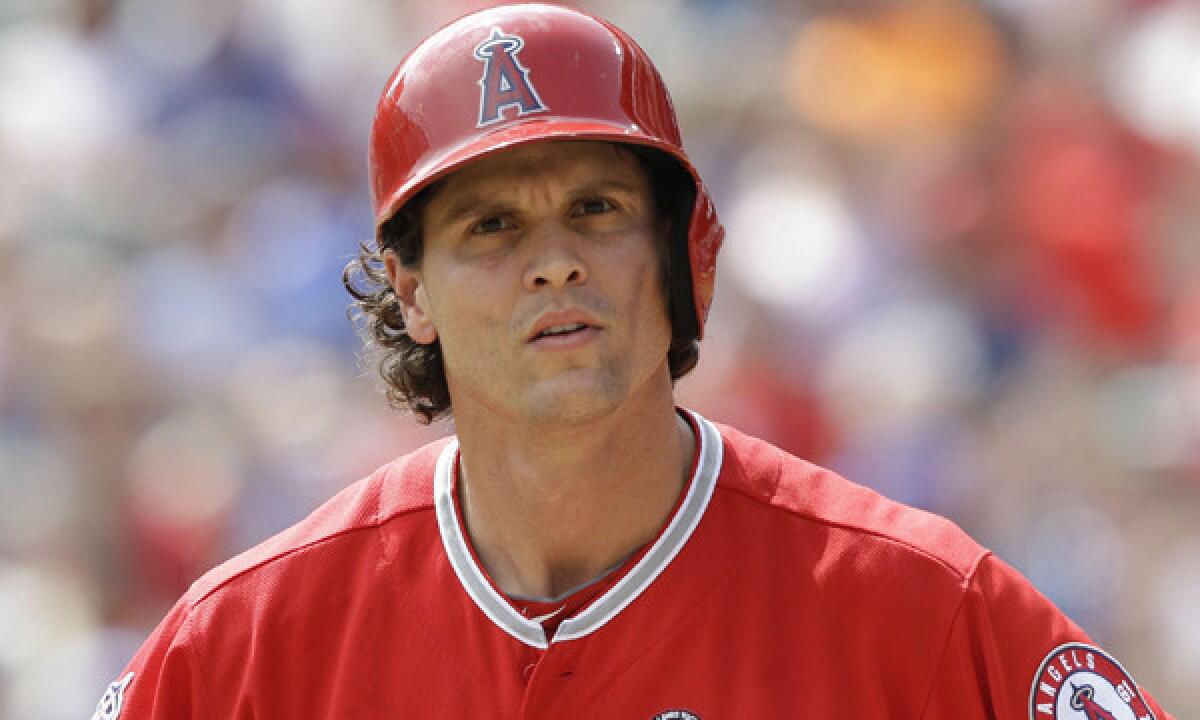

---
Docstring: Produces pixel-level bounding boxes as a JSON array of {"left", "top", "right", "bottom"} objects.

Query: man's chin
[{"left": 522, "top": 371, "right": 625, "bottom": 425}]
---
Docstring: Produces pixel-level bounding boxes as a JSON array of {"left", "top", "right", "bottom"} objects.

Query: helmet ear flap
[
  {"left": 628, "top": 145, "right": 700, "bottom": 345},
  {"left": 665, "top": 182, "right": 701, "bottom": 380},
  {"left": 666, "top": 190, "right": 699, "bottom": 345}
]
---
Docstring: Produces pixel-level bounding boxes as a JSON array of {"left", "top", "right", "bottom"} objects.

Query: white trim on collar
[{"left": 433, "top": 408, "right": 724, "bottom": 649}]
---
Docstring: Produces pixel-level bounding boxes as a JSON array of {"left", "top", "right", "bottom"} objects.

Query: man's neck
[{"left": 451, "top": 390, "right": 694, "bottom": 600}]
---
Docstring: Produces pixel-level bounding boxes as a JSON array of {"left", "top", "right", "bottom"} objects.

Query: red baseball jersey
[{"left": 95, "top": 410, "right": 1175, "bottom": 719}]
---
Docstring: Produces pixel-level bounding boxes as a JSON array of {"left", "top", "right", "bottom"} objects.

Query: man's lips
[
  {"left": 528, "top": 324, "right": 601, "bottom": 349},
  {"left": 526, "top": 308, "right": 602, "bottom": 343}
]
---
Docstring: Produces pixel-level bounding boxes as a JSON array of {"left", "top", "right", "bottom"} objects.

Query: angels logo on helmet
[
  {"left": 1029, "top": 643, "right": 1156, "bottom": 720},
  {"left": 473, "top": 26, "right": 547, "bottom": 127}
]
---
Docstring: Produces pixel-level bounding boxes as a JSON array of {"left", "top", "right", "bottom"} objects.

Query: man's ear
[{"left": 383, "top": 250, "right": 438, "bottom": 345}]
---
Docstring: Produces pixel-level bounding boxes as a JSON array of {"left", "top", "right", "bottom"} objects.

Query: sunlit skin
[{"left": 384, "top": 141, "right": 694, "bottom": 599}]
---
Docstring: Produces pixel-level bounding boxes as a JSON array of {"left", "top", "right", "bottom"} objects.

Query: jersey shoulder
[
  {"left": 183, "top": 436, "right": 451, "bottom": 606},
  {"left": 713, "top": 421, "right": 985, "bottom": 582}
]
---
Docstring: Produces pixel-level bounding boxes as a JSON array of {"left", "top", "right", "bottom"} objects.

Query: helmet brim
[{"left": 372, "top": 117, "right": 697, "bottom": 234}]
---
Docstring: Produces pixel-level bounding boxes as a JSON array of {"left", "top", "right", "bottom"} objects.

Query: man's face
[{"left": 387, "top": 140, "right": 672, "bottom": 425}]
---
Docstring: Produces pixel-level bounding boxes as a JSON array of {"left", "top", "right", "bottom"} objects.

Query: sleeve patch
[
  {"left": 92, "top": 672, "right": 135, "bottom": 720},
  {"left": 1028, "top": 643, "right": 1156, "bottom": 720}
]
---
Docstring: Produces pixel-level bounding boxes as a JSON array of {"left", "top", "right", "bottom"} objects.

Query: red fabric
[{"left": 109, "top": 424, "right": 1174, "bottom": 718}]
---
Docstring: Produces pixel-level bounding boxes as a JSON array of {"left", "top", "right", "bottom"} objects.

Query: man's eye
[
  {"left": 471, "top": 216, "right": 513, "bottom": 234},
  {"left": 576, "top": 198, "right": 616, "bottom": 216}
]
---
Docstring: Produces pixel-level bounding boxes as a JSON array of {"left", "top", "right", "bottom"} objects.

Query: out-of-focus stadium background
[{"left": 1, "top": 0, "right": 1198, "bottom": 715}]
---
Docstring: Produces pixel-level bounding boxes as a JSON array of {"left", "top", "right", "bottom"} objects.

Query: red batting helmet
[{"left": 369, "top": 2, "right": 724, "bottom": 340}]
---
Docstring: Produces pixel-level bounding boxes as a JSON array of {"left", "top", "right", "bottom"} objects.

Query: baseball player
[{"left": 94, "top": 4, "right": 1175, "bottom": 719}]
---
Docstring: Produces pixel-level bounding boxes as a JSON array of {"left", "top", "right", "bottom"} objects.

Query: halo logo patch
[
  {"left": 474, "top": 26, "right": 547, "bottom": 127},
  {"left": 92, "top": 672, "right": 135, "bottom": 720},
  {"left": 1029, "top": 643, "right": 1156, "bottom": 720}
]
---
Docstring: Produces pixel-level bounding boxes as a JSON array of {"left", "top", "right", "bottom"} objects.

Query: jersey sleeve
[
  {"left": 920, "top": 552, "right": 1175, "bottom": 720},
  {"left": 91, "top": 598, "right": 208, "bottom": 720}
]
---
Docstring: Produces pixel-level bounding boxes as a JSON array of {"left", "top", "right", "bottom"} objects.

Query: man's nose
[{"left": 522, "top": 221, "right": 589, "bottom": 290}]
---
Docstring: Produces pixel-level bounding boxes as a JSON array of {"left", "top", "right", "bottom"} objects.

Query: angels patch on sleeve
[
  {"left": 93, "top": 672, "right": 135, "bottom": 720},
  {"left": 1029, "top": 643, "right": 1156, "bottom": 720}
]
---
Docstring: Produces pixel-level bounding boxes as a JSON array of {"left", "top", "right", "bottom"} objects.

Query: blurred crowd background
[{"left": 0, "top": 0, "right": 1198, "bottom": 716}]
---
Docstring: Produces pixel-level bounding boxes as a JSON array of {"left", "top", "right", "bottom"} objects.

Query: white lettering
[
  {"left": 92, "top": 673, "right": 135, "bottom": 720},
  {"left": 1040, "top": 681, "right": 1056, "bottom": 697},
  {"left": 1086, "top": 652, "right": 1095, "bottom": 670},
  {"left": 1037, "top": 702, "right": 1055, "bottom": 715},
  {"left": 1117, "top": 681, "right": 1133, "bottom": 704},
  {"left": 1048, "top": 666, "right": 1062, "bottom": 683}
]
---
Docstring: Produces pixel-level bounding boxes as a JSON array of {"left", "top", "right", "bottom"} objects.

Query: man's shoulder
[
  {"left": 712, "top": 420, "right": 985, "bottom": 582},
  {"left": 183, "top": 436, "right": 452, "bottom": 607}
]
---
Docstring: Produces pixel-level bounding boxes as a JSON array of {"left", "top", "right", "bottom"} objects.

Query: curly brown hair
[{"left": 343, "top": 144, "right": 701, "bottom": 424}]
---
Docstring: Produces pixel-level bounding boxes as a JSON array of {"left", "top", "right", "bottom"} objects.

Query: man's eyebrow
[
  {"left": 432, "top": 175, "right": 645, "bottom": 226},
  {"left": 571, "top": 177, "right": 644, "bottom": 197},
  {"left": 434, "top": 194, "right": 497, "bottom": 228}
]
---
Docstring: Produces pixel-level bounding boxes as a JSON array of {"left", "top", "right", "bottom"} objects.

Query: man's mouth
[
  {"left": 535, "top": 322, "right": 589, "bottom": 340},
  {"left": 526, "top": 308, "right": 602, "bottom": 346}
]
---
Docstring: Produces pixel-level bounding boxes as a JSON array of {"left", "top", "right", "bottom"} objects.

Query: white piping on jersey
[
  {"left": 434, "top": 442, "right": 547, "bottom": 648},
  {"left": 433, "top": 408, "right": 724, "bottom": 649}
]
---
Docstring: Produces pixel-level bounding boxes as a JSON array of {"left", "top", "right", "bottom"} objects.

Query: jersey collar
[{"left": 433, "top": 408, "right": 723, "bottom": 649}]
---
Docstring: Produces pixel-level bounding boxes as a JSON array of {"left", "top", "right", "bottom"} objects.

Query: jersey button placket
[
  {"left": 519, "top": 645, "right": 542, "bottom": 684},
  {"left": 519, "top": 641, "right": 579, "bottom": 719}
]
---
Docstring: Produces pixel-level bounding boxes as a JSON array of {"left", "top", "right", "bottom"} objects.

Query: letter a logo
[{"left": 474, "top": 27, "right": 547, "bottom": 127}]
